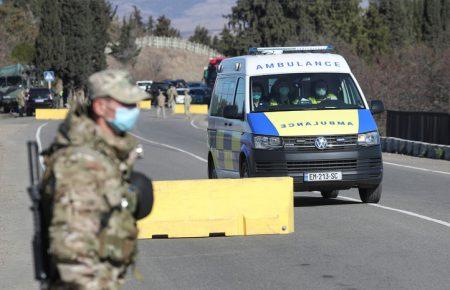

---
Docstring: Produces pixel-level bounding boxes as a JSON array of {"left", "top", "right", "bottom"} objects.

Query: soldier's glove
[{"left": 130, "top": 171, "right": 153, "bottom": 220}]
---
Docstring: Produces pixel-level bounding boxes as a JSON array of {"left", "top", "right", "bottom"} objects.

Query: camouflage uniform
[
  {"left": 183, "top": 89, "right": 192, "bottom": 118},
  {"left": 17, "top": 88, "right": 26, "bottom": 117},
  {"left": 167, "top": 86, "right": 177, "bottom": 114},
  {"left": 41, "top": 70, "right": 147, "bottom": 290}
]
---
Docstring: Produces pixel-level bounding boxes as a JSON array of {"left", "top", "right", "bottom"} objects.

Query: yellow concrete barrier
[
  {"left": 138, "top": 100, "right": 151, "bottom": 110},
  {"left": 174, "top": 104, "right": 208, "bottom": 115},
  {"left": 35, "top": 109, "right": 68, "bottom": 120},
  {"left": 137, "top": 177, "right": 294, "bottom": 239},
  {"left": 36, "top": 101, "right": 152, "bottom": 120}
]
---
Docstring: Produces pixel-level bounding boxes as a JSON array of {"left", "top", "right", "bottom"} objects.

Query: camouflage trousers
[{"left": 49, "top": 260, "right": 126, "bottom": 290}]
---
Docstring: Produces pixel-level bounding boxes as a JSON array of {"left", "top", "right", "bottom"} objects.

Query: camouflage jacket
[{"left": 41, "top": 104, "right": 140, "bottom": 269}]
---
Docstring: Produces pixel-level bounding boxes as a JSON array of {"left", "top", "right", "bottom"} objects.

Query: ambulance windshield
[{"left": 250, "top": 73, "right": 365, "bottom": 112}]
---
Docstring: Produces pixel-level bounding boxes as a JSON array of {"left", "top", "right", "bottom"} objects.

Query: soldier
[
  {"left": 167, "top": 85, "right": 177, "bottom": 114},
  {"left": 41, "top": 70, "right": 147, "bottom": 290},
  {"left": 17, "top": 86, "right": 26, "bottom": 117},
  {"left": 183, "top": 88, "right": 192, "bottom": 119},
  {"left": 156, "top": 89, "right": 166, "bottom": 119}
]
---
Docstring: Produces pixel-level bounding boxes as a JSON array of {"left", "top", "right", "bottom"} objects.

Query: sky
[{"left": 109, "top": 0, "right": 236, "bottom": 37}]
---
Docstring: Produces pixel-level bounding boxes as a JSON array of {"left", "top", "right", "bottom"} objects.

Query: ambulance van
[{"left": 207, "top": 46, "right": 385, "bottom": 203}]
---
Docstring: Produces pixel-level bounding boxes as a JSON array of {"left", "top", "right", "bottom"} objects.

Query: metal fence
[
  {"left": 136, "top": 36, "right": 220, "bottom": 58},
  {"left": 386, "top": 110, "right": 450, "bottom": 145}
]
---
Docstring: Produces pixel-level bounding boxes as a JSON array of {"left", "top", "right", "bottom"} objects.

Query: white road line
[
  {"left": 36, "top": 122, "right": 48, "bottom": 170},
  {"left": 190, "top": 117, "right": 207, "bottom": 131},
  {"left": 338, "top": 196, "right": 450, "bottom": 228},
  {"left": 130, "top": 132, "right": 208, "bottom": 163},
  {"left": 383, "top": 161, "right": 450, "bottom": 176}
]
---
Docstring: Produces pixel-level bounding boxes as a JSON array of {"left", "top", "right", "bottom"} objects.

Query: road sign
[{"left": 43, "top": 71, "right": 55, "bottom": 82}]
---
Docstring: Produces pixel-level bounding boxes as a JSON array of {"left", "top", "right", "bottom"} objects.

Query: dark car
[
  {"left": 163, "top": 79, "right": 187, "bottom": 88},
  {"left": 147, "top": 82, "right": 170, "bottom": 105},
  {"left": 189, "top": 87, "right": 211, "bottom": 105},
  {"left": 187, "top": 82, "right": 207, "bottom": 89},
  {"left": 26, "top": 88, "right": 55, "bottom": 116}
]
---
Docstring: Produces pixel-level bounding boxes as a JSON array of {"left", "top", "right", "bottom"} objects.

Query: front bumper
[{"left": 248, "top": 145, "right": 383, "bottom": 191}]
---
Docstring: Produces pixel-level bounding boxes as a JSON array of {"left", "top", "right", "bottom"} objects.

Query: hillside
[{"left": 107, "top": 46, "right": 210, "bottom": 82}]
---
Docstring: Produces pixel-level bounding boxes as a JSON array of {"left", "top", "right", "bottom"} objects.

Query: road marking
[
  {"left": 383, "top": 161, "right": 450, "bottom": 176},
  {"left": 338, "top": 196, "right": 450, "bottom": 228},
  {"left": 36, "top": 122, "right": 48, "bottom": 170},
  {"left": 130, "top": 132, "right": 208, "bottom": 163},
  {"left": 190, "top": 116, "right": 207, "bottom": 131}
]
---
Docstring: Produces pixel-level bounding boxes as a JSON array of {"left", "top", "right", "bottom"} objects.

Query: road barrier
[
  {"left": 35, "top": 109, "right": 68, "bottom": 120},
  {"left": 174, "top": 104, "right": 208, "bottom": 115},
  {"left": 381, "top": 137, "right": 450, "bottom": 161},
  {"left": 137, "top": 177, "right": 294, "bottom": 239},
  {"left": 35, "top": 101, "right": 152, "bottom": 120}
]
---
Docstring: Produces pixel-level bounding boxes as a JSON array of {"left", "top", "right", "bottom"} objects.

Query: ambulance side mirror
[{"left": 370, "top": 100, "right": 385, "bottom": 115}]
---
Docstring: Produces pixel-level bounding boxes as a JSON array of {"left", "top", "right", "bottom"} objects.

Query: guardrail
[
  {"left": 386, "top": 110, "right": 450, "bottom": 145},
  {"left": 135, "top": 36, "right": 221, "bottom": 58},
  {"left": 381, "top": 137, "right": 450, "bottom": 160}
]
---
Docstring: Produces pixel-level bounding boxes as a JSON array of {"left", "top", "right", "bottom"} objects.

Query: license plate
[
  {"left": 304, "top": 172, "right": 342, "bottom": 182},
  {"left": 34, "top": 99, "right": 45, "bottom": 103}
]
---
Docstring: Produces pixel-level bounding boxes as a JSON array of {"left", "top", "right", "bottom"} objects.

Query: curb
[{"left": 381, "top": 137, "right": 450, "bottom": 161}]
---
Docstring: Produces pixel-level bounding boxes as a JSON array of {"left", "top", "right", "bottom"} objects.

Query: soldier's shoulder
[{"left": 52, "top": 145, "right": 114, "bottom": 173}]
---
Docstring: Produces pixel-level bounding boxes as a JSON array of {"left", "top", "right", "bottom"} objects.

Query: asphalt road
[{"left": 1, "top": 111, "right": 449, "bottom": 290}]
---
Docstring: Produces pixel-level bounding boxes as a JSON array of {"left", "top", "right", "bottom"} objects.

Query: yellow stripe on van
[{"left": 264, "top": 110, "right": 359, "bottom": 136}]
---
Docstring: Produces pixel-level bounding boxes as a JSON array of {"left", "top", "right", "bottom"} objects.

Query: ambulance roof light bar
[{"left": 248, "top": 45, "right": 333, "bottom": 55}]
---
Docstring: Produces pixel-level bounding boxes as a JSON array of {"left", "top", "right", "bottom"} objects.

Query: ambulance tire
[
  {"left": 208, "top": 155, "right": 217, "bottom": 179},
  {"left": 358, "top": 183, "right": 382, "bottom": 203},
  {"left": 240, "top": 158, "right": 250, "bottom": 178},
  {"left": 320, "top": 190, "right": 339, "bottom": 199}
]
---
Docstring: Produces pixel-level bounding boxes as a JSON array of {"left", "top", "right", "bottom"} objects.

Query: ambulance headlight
[
  {"left": 357, "top": 131, "right": 380, "bottom": 146},
  {"left": 253, "top": 135, "right": 282, "bottom": 149}
]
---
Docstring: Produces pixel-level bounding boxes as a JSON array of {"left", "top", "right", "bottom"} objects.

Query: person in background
[
  {"left": 183, "top": 88, "right": 192, "bottom": 119},
  {"left": 308, "top": 80, "right": 338, "bottom": 104},
  {"left": 157, "top": 89, "right": 166, "bottom": 119},
  {"left": 167, "top": 85, "right": 177, "bottom": 114},
  {"left": 251, "top": 83, "right": 264, "bottom": 109},
  {"left": 17, "top": 86, "right": 26, "bottom": 117}
]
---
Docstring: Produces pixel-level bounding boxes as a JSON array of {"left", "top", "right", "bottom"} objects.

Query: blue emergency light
[{"left": 249, "top": 45, "right": 334, "bottom": 55}]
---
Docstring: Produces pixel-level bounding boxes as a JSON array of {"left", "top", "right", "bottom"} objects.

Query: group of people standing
[{"left": 156, "top": 84, "right": 192, "bottom": 119}]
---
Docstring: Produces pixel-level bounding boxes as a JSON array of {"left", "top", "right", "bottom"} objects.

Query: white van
[{"left": 207, "top": 46, "right": 385, "bottom": 203}]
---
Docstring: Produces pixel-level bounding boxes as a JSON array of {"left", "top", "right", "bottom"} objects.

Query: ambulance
[{"left": 207, "top": 46, "right": 385, "bottom": 203}]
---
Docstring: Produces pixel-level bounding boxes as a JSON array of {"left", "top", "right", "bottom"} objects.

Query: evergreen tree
[
  {"left": 35, "top": 0, "right": 66, "bottom": 74},
  {"left": 154, "top": 15, "right": 181, "bottom": 37},
  {"left": 217, "top": 26, "right": 236, "bottom": 56},
  {"left": 379, "top": 0, "right": 413, "bottom": 47},
  {"left": 146, "top": 15, "right": 154, "bottom": 35},
  {"left": 282, "top": 0, "right": 316, "bottom": 44},
  {"left": 111, "top": 17, "right": 140, "bottom": 64},
  {"left": 89, "top": 0, "right": 113, "bottom": 72},
  {"left": 422, "top": 0, "right": 445, "bottom": 44},
  {"left": 363, "top": 1, "right": 391, "bottom": 57},
  {"left": 227, "top": 0, "right": 293, "bottom": 55},
  {"left": 189, "top": 26, "right": 211, "bottom": 46},
  {"left": 60, "top": 0, "right": 94, "bottom": 88},
  {"left": 211, "top": 35, "right": 220, "bottom": 50}
]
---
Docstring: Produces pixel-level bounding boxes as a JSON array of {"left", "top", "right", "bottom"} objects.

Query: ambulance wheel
[
  {"left": 208, "top": 156, "right": 217, "bottom": 179},
  {"left": 240, "top": 159, "right": 250, "bottom": 178},
  {"left": 359, "top": 184, "right": 382, "bottom": 203},
  {"left": 320, "top": 190, "right": 339, "bottom": 199}
]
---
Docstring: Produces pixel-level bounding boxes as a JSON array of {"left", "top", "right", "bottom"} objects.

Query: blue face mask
[
  {"left": 253, "top": 92, "right": 262, "bottom": 101},
  {"left": 108, "top": 107, "right": 140, "bottom": 133},
  {"left": 316, "top": 88, "right": 327, "bottom": 97}
]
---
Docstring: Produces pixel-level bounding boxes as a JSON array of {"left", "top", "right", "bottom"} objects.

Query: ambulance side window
[
  {"left": 210, "top": 78, "right": 224, "bottom": 117},
  {"left": 234, "top": 78, "right": 245, "bottom": 116}
]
